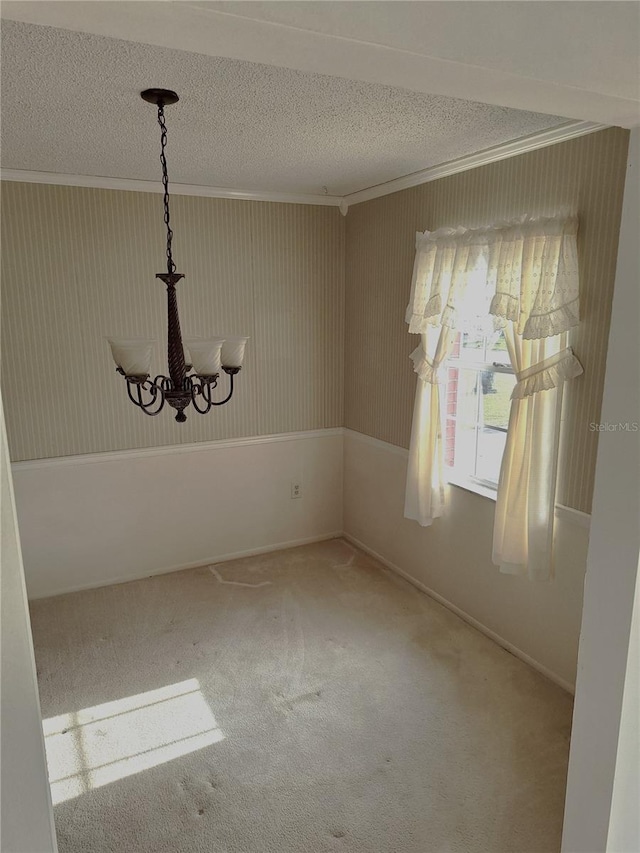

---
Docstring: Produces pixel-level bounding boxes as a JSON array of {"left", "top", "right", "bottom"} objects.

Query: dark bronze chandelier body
[{"left": 109, "top": 89, "right": 243, "bottom": 422}]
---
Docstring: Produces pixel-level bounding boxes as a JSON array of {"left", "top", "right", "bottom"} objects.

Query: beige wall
[
  {"left": 1, "top": 184, "right": 345, "bottom": 461},
  {"left": 344, "top": 128, "right": 629, "bottom": 513},
  {"left": 1, "top": 128, "right": 629, "bottom": 509}
]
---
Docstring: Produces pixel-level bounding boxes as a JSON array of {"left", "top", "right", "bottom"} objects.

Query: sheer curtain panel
[{"left": 404, "top": 232, "right": 486, "bottom": 525}]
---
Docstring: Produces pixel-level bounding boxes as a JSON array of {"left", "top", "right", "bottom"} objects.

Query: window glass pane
[
  {"left": 449, "top": 331, "right": 462, "bottom": 360},
  {"left": 459, "top": 328, "right": 485, "bottom": 362},
  {"left": 444, "top": 335, "right": 515, "bottom": 488},
  {"left": 444, "top": 367, "right": 478, "bottom": 474},
  {"left": 443, "top": 365, "right": 459, "bottom": 468},
  {"left": 480, "top": 371, "right": 515, "bottom": 431},
  {"left": 454, "top": 367, "right": 480, "bottom": 426},
  {"left": 447, "top": 417, "right": 477, "bottom": 476},
  {"left": 457, "top": 259, "right": 492, "bottom": 322},
  {"left": 487, "top": 329, "right": 510, "bottom": 366},
  {"left": 476, "top": 428, "right": 508, "bottom": 484}
]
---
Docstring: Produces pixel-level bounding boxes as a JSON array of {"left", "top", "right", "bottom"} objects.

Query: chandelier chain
[{"left": 156, "top": 102, "right": 176, "bottom": 274}]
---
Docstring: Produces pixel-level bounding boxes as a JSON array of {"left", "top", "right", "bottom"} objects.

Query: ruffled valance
[
  {"left": 512, "top": 347, "right": 583, "bottom": 399},
  {"left": 406, "top": 214, "right": 580, "bottom": 340}
]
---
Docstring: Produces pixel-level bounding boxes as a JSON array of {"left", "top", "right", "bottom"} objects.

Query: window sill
[{"left": 446, "top": 474, "right": 497, "bottom": 503}]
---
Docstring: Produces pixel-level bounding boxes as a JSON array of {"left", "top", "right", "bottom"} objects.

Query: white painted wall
[
  {"left": 562, "top": 128, "right": 640, "bottom": 853},
  {"left": 0, "top": 394, "right": 57, "bottom": 852},
  {"left": 608, "top": 568, "right": 640, "bottom": 853},
  {"left": 343, "top": 429, "right": 589, "bottom": 691},
  {"left": 13, "top": 430, "right": 343, "bottom": 600}
]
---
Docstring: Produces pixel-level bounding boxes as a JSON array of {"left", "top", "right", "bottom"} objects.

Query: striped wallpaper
[
  {"left": 344, "top": 127, "right": 630, "bottom": 513},
  {"left": 1, "top": 184, "right": 345, "bottom": 460},
  {"left": 1, "top": 127, "right": 630, "bottom": 512}
]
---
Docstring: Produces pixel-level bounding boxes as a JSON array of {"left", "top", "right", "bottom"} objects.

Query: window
[
  {"left": 405, "top": 215, "right": 581, "bottom": 575},
  {"left": 443, "top": 327, "right": 515, "bottom": 495}
]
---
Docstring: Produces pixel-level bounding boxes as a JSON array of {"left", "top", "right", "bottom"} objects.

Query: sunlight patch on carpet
[{"left": 43, "top": 679, "right": 224, "bottom": 804}]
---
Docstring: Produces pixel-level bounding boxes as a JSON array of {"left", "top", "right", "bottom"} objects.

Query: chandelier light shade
[{"left": 107, "top": 88, "right": 247, "bottom": 422}]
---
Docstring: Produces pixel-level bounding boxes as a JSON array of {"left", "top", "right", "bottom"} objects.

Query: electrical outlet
[{"left": 291, "top": 481, "right": 302, "bottom": 499}]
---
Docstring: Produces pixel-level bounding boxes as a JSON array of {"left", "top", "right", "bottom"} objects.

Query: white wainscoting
[
  {"left": 343, "top": 429, "right": 590, "bottom": 692},
  {"left": 13, "top": 425, "right": 590, "bottom": 690},
  {"left": 12, "top": 430, "right": 343, "bottom": 600}
]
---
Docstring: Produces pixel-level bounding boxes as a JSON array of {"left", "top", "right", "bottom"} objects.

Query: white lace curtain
[{"left": 404, "top": 215, "right": 583, "bottom": 580}]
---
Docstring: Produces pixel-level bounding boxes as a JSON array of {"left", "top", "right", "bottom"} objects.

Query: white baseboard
[
  {"left": 343, "top": 532, "right": 575, "bottom": 695},
  {"left": 32, "top": 532, "right": 343, "bottom": 600}
]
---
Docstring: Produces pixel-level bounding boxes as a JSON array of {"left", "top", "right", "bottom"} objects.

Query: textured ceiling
[{"left": 0, "top": 20, "right": 567, "bottom": 196}]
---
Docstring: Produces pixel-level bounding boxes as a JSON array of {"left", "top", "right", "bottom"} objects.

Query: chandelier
[{"left": 108, "top": 88, "right": 247, "bottom": 423}]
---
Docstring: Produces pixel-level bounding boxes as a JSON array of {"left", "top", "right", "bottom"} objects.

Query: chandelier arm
[
  {"left": 209, "top": 371, "right": 235, "bottom": 406},
  {"left": 153, "top": 374, "right": 170, "bottom": 390},
  {"left": 190, "top": 379, "right": 213, "bottom": 415},
  {"left": 125, "top": 379, "right": 145, "bottom": 409},
  {"left": 202, "top": 377, "right": 218, "bottom": 399},
  {"left": 125, "top": 378, "right": 166, "bottom": 416},
  {"left": 144, "top": 378, "right": 167, "bottom": 403}
]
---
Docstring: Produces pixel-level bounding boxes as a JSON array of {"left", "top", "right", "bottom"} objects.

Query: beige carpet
[{"left": 30, "top": 539, "right": 572, "bottom": 853}]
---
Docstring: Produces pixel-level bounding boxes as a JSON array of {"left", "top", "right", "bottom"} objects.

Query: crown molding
[
  {"left": 340, "top": 120, "right": 608, "bottom": 211},
  {"left": 0, "top": 120, "right": 608, "bottom": 212},
  {"left": 0, "top": 169, "right": 343, "bottom": 208}
]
